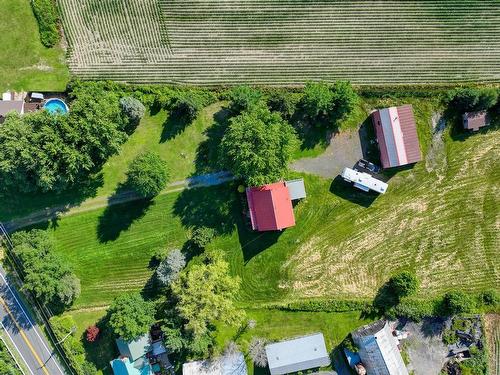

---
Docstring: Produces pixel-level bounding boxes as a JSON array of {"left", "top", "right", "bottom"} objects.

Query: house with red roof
[
  {"left": 371, "top": 105, "right": 421, "bottom": 169},
  {"left": 463, "top": 111, "right": 489, "bottom": 131},
  {"left": 246, "top": 179, "right": 305, "bottom": 232}
]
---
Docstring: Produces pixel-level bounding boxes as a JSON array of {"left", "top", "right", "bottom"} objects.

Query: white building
[
  {"left": 352, "top": 321, "right": 408, "bottom": 375},
  {"left": 341, "top": 167, "right": 388, "bottom": 194}
]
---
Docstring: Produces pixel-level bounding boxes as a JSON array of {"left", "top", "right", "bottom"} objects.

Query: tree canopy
[
  {"left": 220, "top": 105, "right": 298, "bottom": 186},
  {"left": 0, "top": 81, "right": 128, "bottom": 194},
  {"left": 446, "top": 87, "right": 498, "bottom": 112},
  {"left": 127, "top": 151, "right": 169, "bottom": 198},
  {"left": 108, "top": 293, "right": 156, "bottom": 341},
  {"left": 155, "top": 249, "right": 186, "bottom": 287},
  {"left": 301, "top": 81, "right": 358, "bottom": 125},
  {"left": 228, "top": 86, "right": 263, "bottom": 114},
  {"left": 171, "top": 251, "right": 243, "bottom": 338},
  {"left": 11, "top": 230, "right": 80, "bottom": 310},
  {"left": 389, "top": 271, "right": 419, "bottom": 299}
]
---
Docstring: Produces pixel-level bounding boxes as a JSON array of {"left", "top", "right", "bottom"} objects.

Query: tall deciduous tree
[
  {"left": 127, "top": 151, "right": 169, "bottom": 198},
  {"left": 108, "top": 293, "right": 156, "bottom": 341},
  {"left": 11, "top": 230, "right": 80, "bottom": 310},
  {"left": 171, "top": 251, "right": 243, "bottom": 338},
  {"left": 220, "top": 105, "right": 298, "bottom": 186}
]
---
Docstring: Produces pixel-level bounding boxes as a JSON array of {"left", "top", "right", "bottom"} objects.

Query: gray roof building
[
  {"left": 352, "top": 320, "right": 408, "bottom": 375},
  {"left": 265, "top": 333, "right": 330, "bottom": 375},
  {"left": 285, "top": 179, "right": 307, "bottom": 200},
  {"left": 0, "top": 100, "right": 24, "bottom": 122}
]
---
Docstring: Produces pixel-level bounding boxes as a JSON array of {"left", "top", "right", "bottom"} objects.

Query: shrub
[
  {"left": 389, "top": 298, "right": 435, "bottom": 322},
  {"left": 155, "top": 249, "right": 186, "bottom": 287},
  {"left": 478, "top": 290, "right": 498, "bottom": 307},
  {"left": 190, "top": 226, "right": 216, "bottom": 249},
  {"left": 228, "top": 86, "right": 262, "bottom": 114},
  {"left": 127, "top": 151, "right": 169, "bottom": 198},
  {"left": 274, "top": 299, "right": 370, "bottom": 313},
  {"left": 446, "top": 87, "right": 498, "bottom": 112},
  {"left": 389, "top": 271, "right": 419, "bottom": 299},
  {"left": 248, "top": 337, "right": 268, "bottom": 367},
  {"left": 85, "top": 326, "right": 100, "bottom": 342},
  {"left": 120, "top": 96, "right": 145, "bottom": 129},
  {"left": 50, "top": 315, "right": 86, "bottom": 374},
  {"left": 442, "top": 291, "right": 475, "bottom": 316},
  {"left": 108, "top": 293, "right": 156, "bottom": 340},
  {"left": 31, "top": 0, "right": 60, "bottom": 47},
  {"left": 341, "top": 334, "right": 357, "bottom": 352}
]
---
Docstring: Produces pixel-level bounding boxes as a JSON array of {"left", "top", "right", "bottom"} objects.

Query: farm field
[
  {"left": 0, "top": 0, "right": 68, "bottom": 91},
  {"left": 58, "top": 0, "right": 500, "bottom": 85}
]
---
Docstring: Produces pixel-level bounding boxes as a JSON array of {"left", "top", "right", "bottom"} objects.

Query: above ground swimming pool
[{"left": 43, "top": 98, "right": 69, "bottom": 114}]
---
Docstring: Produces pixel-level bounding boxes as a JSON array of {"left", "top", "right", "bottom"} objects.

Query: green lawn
[{"left": 0, "top": 0, "right": 69, "bottom": 91}]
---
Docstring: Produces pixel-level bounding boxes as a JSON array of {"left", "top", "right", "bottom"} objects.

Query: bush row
[
  {"left": 31, "top": 0, "right": 60, "bottom": 47},
  {"left": 263, "top": 299, "right": 371, "bottom": 313}
]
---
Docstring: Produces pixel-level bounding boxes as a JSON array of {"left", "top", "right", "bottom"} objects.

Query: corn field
[{"left": 58, "top": 0, "right": 500, "bottom": 85}]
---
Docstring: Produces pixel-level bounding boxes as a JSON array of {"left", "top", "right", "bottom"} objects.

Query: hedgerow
[{"left": 31, "top": 0, "right": 60, "bottom": 47}]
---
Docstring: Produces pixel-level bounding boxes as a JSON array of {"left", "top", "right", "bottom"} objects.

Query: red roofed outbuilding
[
  {"left": 246, "top": 182, "right": 295, "bottom": 231},
  {"left": 372, "top": 105, "right": 421, "bottom": 169},
  {"left": 463, "top": 111, "right": 489, "bottom": 131}
]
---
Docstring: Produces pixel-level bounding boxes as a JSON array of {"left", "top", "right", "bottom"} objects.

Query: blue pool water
[{"left": 44, "top": 98, "right": 69, "bottom": 114}]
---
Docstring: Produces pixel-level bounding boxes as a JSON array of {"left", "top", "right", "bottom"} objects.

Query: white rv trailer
[{"left": 341, "top": 167, "right": 388, "bottom": 194}]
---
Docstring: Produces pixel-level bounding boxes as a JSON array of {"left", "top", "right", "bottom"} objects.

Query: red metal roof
[
  {"left": 246, "top": 182, "right": 295, "bottom": 231},
  {"left": 372, "top": 105, "right": 421, "bottom": 168}
]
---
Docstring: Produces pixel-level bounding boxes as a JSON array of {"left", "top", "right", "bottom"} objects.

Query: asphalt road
[{"left": 0, "top": 265, "right": 66, "bottom": 375}]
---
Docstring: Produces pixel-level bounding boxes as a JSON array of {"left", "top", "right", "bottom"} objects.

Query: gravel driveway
[{"left": 291, "top": 126, "right": 370, "bottom": 178}]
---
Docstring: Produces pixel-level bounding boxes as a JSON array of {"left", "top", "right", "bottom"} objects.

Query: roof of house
[
  {"left": 182, "top": 352, "right": 247, "bottom": 375},
  {"left": 285, "top": 179, "right": 307, "bottom": 200},
  {"left": 372, "top": 105, "right": 421, "bottom": 169},
  {"left": 110, "top": 358, "right": 152, "bottom": 375},
  {"left": 246, "top": 182, "right": 295, "bottom": 231},
  {"left": 341, "top": 167, "right": 388, "bottom": 194},
  {"left": 116, "top": 335, "right": 150, "bottom": 362},
  {"left": 463, "top": 111, "right": 488, "bottom": 131},
  {"left": 0, "top": 100, "right": 24, "bottom": 117},
  {"left": 265, "top": 333, "right": 330, "bottom": 375}
]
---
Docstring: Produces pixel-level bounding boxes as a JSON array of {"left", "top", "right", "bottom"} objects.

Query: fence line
[{"left": 0, "top": 223, "right": 76, "bottom": 375}]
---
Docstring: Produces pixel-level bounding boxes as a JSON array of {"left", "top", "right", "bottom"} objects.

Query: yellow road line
[{"left": 0, "top": 297, "right": 50, "bottom": 375}]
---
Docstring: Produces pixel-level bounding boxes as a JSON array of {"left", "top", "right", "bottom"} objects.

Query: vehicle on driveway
[{"left": 358, "top": 159, "right": 381, "bottom": 174}]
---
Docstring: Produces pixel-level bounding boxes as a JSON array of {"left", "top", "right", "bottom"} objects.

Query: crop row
[{"left": 58, "top": 0, "right": 500, "bottom": 85}]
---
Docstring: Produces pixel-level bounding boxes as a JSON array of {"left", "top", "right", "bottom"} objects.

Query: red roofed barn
[
  {"left": 246, "top": 182, "right": 295, "bottom": 231},
  {"left": 463, "top": 111, "right": 489, "bottom": 131},
  {"left": 372, "top": 105, "right": 421, "bottom": 169}
]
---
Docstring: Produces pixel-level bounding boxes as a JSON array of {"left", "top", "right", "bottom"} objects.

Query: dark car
[{"left": 358, "top": 159, "right": 381, "bottom": 173}]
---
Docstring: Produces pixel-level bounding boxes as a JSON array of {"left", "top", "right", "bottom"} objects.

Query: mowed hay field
[
  {"left": 37, "top": 98, "right": 499, "bottom": 309},
  {"left": 58, "top": 0, "right": 500, "bottom": 85}
]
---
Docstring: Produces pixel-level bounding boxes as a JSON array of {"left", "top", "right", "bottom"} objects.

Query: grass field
[
  {"left": 28, "top": 96, "right": 498, "bottom": 309},
  {"left": 0, "top": 0, "right": 69, "bottom": 91},
  {"left": 58, "top": 0, "right": 500, "bottom": 85}
]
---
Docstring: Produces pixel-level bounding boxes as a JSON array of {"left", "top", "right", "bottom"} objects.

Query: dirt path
[
  {"left": 3, "top": 171, "right": 234, "bottom": 233},
  {"left": 290, "top": 127, "right": 368, "bottom": 178}
]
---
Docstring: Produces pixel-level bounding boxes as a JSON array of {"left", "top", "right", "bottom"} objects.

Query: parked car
[{"left": 358, "top": 159, "right": 381, "bottom": 173}]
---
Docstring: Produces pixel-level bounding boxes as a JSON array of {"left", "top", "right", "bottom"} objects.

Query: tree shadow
[
  {"left": 291, "top": 110, "right": 331, "bottom": 152},
  {"left": 373, "top": 280, "right": 398, "bottom": 313},
  {"left": 421, "top": 317, "right": 446, "bottom": 338},
  {"left": 236, "top": 218, "right": 282, "bottom": 264},
  {"left": 172, "top": 183, "right": 236, "bottom": 237},
  {"left": 82, "top": 312, "right": 117, "bottom": 374},
  {"left": 193, "top": 108, "right": 231, "bottom": 174},
  {"left": 97, "top": 183, "right": 154, "bottom": 243},
  {"left": 358, "top": 116, "right": 380, "bottom": 163},
  {"left": 160, "top": 113, "right": 192, "bottom": 143},
  {"left": 0, "top": 284, "right": 32, "bottom": 331},
  {"left": 1, "top": 173, "right": 104, "bottom": 230},
  {"left": 329, "top": 176, "right": 378, "bottom": 208}
]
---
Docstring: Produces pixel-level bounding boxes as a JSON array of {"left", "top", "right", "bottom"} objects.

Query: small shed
[
  {"left": 246, "top": 182, "right": 295, "bottom": 231},
  {"left": 182, "top": 352, "right": 247, "bottom": 375},
  {"left": 463, "top": 111, "right": 489, "bottom": 131},
  {"left": 372, "top": 105, "right": 421, "bottom": 169},
  {"left": 265, "top": 333, "right": 330, "bottom": 375},
  {"left": 285, "top": 179, "right": 307, "bottom": 200}
]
